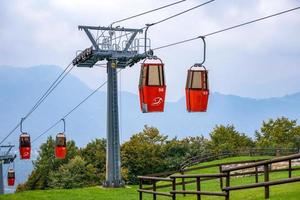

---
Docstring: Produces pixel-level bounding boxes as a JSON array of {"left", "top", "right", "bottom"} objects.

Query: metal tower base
[{"left": 104, "top": 61, "right": 123, "bottom": 188}]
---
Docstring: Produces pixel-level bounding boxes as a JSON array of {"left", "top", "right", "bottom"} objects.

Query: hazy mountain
[
  {"left": 1, "top": 65, "right": 300, "bottom": 190},
  {"left": 1, "top": 65, "right": 300, "bottom": 146}
]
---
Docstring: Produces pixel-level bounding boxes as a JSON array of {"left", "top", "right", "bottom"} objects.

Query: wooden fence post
[
  {"left": 255, "top": 166, "right": 259, "bottom": 183},
  {"left": 181, "top": 170, "right": 186, "bottom": 196},
  {"left": 288, "top": 159, "right": 292, "bottom": 178},
  {"left": 153, "top": 180, "right": 156, "bottom": 200},
  {"left": 196, "top": 177, "right": 201, "bottom": 200},
  {"left": 219, "top": 165, "right": 223, "bottom": 189},
  {"left": 172, "top": 177, "right": 176, "bottom": 200},
  {"left": 139, "top": 178, "right": 143, "bottom": 200},
  {"left": 225, "top": 172, "right": 230, "bottom": 200},
  {"left": 264, "top": 164, "right": 270, "bottom": 199}
]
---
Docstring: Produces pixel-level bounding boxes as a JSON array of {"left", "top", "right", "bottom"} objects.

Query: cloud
[{"left": 0, "top": 0, "right": 300, "bottom": 100}]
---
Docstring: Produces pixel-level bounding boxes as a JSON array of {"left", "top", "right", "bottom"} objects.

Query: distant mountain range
[
  {"left": 1, "top": 65, "right": 300, "bottom": 146},
  {"left": 1, "top": 65, "right": 300, "bottom": 190}
]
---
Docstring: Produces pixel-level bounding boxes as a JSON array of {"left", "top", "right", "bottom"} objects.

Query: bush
[{"left": 49, "top": 156, "right": 98, "bottom": 189}]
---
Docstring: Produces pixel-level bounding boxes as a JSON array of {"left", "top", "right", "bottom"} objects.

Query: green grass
[{"left": 2, "top": 156, "right": 300, "bottom": 200}]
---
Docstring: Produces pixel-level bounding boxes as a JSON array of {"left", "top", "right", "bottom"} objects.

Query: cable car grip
[
  {"left": 144, "top": 23, "right": 155, "bottom": 58},
  {"left": 61, "top": 118, "right": 66, "bottom": 133},
  {"left": 20, "top": 117, "right": 25, "bottom": 133},
  {"left": 191, "top": 36, "right": 206, "bottom": 70}
]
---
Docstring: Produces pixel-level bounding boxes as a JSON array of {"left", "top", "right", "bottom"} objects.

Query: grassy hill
[{"left": 2, "top": 156, "right": 300, "bottom": 200}]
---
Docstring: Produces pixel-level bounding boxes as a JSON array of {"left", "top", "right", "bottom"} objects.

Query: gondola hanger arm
[
  {"left": 193, "top": 36, "right": 206, "bottom": 67},
  {"left": 61, "top": 118, "right": 66, "bottom": 133},
  {"left": 20, "top": 117, "right": 25, "bottom": 133}
]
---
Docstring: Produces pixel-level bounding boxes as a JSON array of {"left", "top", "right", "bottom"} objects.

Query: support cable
[
  {"left": 152, "top": 6, "right": 300, "bottom": 51},
  {"left": 146, "top": 0, "right": 215, "bottom": 27},
  {"left": 110, "top": 0, "right": 187, "bottom": 26},
  {"left": 111, "top": 0, "right": 216, "bottom": 43},
  {"left": 29, "top": 1, "right": 215, "bottom": 144},
  {"left": 31, "top": 70, "right": 121, "bottom": 144},
  {"left": 0, "top": 63, "right": 75, "bottom": 145}
]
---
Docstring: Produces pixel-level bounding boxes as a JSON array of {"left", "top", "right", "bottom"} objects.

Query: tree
[
  {"left": 19, "top": 137, "right": 78, "bottom": 190},
  {"left": 182, "top": 136, "right": 210, "bottom": 158},
  {"left": 49, "top": 156, "right": 98, "bottom": 189},
  {"left": 162, "top": 138, "right": 189, "bottom": 169},
  {"left": 79, "top": 138, "right": 106, "bottom": 182},
  {"left": 255, "top": 117, "right": 300, "bottom": 148},
  {"left": 162, "top": 136, "right": 209, "bottom": 168},
  {"left": 209, "top": 124, "right": 254, "bottom": 153},
  {"left": 121, "top": 125, "right": 168, "bottom": 184}
]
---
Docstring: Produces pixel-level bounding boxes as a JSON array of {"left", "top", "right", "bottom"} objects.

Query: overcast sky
[{"left": 1, "top": 0, "right": 300, "bottom": 101}]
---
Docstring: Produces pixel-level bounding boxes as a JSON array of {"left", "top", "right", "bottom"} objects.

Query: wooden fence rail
[
  {"left": 221, "top": 153, "right": 300, "bottom": 200},
  {"left": 138, "top": 152, "right": 300, "bottom": 200}
]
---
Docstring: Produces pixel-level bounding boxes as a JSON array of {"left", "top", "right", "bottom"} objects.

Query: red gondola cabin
[
  {"left": 19, "top": 133, "right": 31, "bottom": 159},
  {"left": 139, "top": 60, "right": 166, "bottom": 113},
  {"left": 55, "top": 133, "right": 67, "bottom": 159},
  {"left": 7, "top": 169, "right": 15, "bottom": 186},
  {"left": 185, "top": 68, "right": 209, "bottom": 112}
]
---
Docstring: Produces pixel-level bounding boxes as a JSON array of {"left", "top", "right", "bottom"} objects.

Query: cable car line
[
  {"left": 24, "top": 63, "right": 74, "bottom": 120},
  {"left": 0, "top": 62, "right": 75, "bottom": 145},
  {"left": 111, "top": 0, "right": 215, "bottom": 42},
  {"left": 6, "top": 4, "right": 299, "bottom": 151},
  {"left": 97, "top": 0, "right": 188, "bottom": 42},
  {"left": 152, "top": 6, "right": 300, "bottom": 51},
  {"left": 145, "top": 0, "right": 215, "bottom": 27},
  {"left": 31, "top": 79, "right": 109, "bottom": 143},
  {"left": 31, "top": 70, "right": 121, "bottom": 144},
  {"left": 0, "top": 0, "right": 209, "bottom": 145},
  {"left": 110, "top": 0, "right": 187, "bottom": 26}
]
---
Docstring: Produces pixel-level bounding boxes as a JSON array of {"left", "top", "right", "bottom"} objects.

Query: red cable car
[
  {"left": 139, "top": 57, "right": 166, "bottom": 113},
  {"left": 185, "top": 36, "right": 209, "bottom": 112},
  {"left": 185, "top": 65, "right": 209, "bottom": 112},
  {"left": 55, "top": 133, "right": 67, "bottom": 159},
  {"left": 19, "top": 118, "right": 31, "bottom": 159},
  {"left": 7, "top": 169, "right": 15, "bottom": 186},
  {"left": 19, "top": 133, "right": 31, "bottom": 159},
  {"left": 55, "top": 119, "right": 67, "bottom": 159}
]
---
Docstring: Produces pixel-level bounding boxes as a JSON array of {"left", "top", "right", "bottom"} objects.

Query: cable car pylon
[
  {"left": 0, "top": 145, "right": 16, "bottom": 194},
  {"left": 73, "top": 25, "right": 150, "bottom": 187}
]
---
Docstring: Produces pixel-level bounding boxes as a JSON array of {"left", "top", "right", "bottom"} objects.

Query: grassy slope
[{"left": 2, "top": 156, "right": 300, "bottom": 200}]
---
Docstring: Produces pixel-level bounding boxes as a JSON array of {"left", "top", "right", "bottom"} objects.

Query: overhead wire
[
  {"left": 96, "top": 0, "right": 189, "bottom": 42},
  {"left": 146, "top": 0, "right": 215, "bottom": 27},
  {"left": 0, "top": 62, "right": 75, "bottom": 145},
  {"left": 3, "top": 1, "right": 192, "bottom": 145},
  {"left": 110, "top": 0, "right": 216, "bottom": 45},
  {"left": 110, "top": 0, "right": 187, "bottom": 26},
  {"left": 31, "top": 70, "right": 121, "bottom": 144},
  {"left": 24, "top": 63, "right": 75, "bottom": 119},
  {"left": 8, "top": 3, "right": 300, "bottom": 146},
  {"left": 152, "top": 6, "right": 300, "bottom": 51},
  {"left": 31, "top": 1, "right": 217, "bottom": 143}
]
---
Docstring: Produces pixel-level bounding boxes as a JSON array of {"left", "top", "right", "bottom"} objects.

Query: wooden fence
[{"left": 138, "top": 152, "right": 300, "bottom": 200}]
